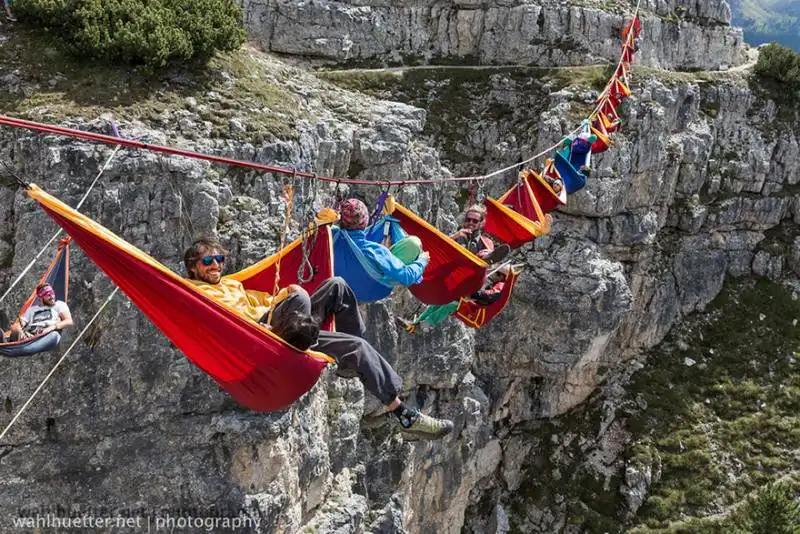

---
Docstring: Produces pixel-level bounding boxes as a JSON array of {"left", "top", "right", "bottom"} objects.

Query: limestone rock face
[
  {"left": 239, "top": 0, "right": 747, "bottom": 70},
  {"left": 1, "top": 2, "right": 798, "bottom": 534}
]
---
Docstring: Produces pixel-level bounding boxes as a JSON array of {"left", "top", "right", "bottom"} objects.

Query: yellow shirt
[{"left": 189, "top": 278, "right": 290, "bottom": 322}]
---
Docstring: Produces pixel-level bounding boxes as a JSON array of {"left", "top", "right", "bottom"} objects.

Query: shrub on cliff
[
  {"left": 732, "top": 482, "right": 800, "bottom": 534},
  {"left": 754, "top": 43, "right": 800, "bottom": 91},
  {"left": 14, "top": 0, "right": 245, "bottom": 68}
]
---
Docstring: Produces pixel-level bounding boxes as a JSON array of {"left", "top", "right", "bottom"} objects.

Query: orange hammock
[
  {"left": 0, "top": 237, "right": 70, "bottom": 358},
  {"left": 27, "top": 185, "right": 334, "bottom": 412},
  {"left": 608, "top": 77, "right": 632, "bottom": 107},
  {"left": 483, "top": 196, "right": 549, "bottom": 250},
  {"left": 484, "top": 172, "right": 552, "bottom": 249},
  {"left": 590, "top": 116, "right": 613, "bottom": 154},
  {"left": 453, "top": 268, "right": 521, "bottom": 328},
  {"left": 385, "top": 199, "right": 488, "bottom": 305},
  {"left": 523, "top": 168, "right": 567, "bottom": 215}
]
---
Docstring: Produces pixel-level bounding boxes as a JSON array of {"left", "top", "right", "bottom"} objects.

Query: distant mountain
[{"left": 730, "top": 0, "right": 800, "bottom": 51}]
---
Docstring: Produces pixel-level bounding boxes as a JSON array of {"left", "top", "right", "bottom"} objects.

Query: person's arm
[
  {"left": 41, "top": 304, "right": 73, "bottom": 334},
  {"left": 375, "top": 247, "right": 430, "bottom": 287}
]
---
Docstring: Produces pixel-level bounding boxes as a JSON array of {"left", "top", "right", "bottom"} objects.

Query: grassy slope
[
  {"left": 0, "top": 26, "right": 304, "bottom": 143},
  {"left": 627, "top": 276, "right": 800, "bottom": 533}
]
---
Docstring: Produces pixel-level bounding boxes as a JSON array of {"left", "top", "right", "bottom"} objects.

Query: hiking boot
[
  {"left": 399, "top": 410, "right": 454, "bottom": 441},
  {"left": 482, "top": 243, "right": 510, "bottom": 265}
]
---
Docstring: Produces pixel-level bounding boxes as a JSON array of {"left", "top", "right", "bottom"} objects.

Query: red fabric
[
  {"left": 525, "top": 171, "right": 567, "bottom": 214},
  {"left": 590, "top": 118, "right": 612, "bottom": 154},
  {"left": 454, "top": 269, "right": 520, "bottom": 329},
  {"left": 389, "top": 203, "right": 486, "bottom": 305},
  {"left": 484, "top": 196, "right": 540, "bottom": 249},
  {"left": 621, "top": 17, "right": 641, "bottom": 39},
  {"left": 609, "top": 78, "right": 631, "bottom": 107},
  {"left": 230, "top": 227, "right": 335, "bottom": 332},
  {"left": 37, "top": 202, "right": 330, "bottom": 412}
]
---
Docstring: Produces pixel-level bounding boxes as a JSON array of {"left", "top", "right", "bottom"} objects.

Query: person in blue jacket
[{"left": 339, "top": 198, "right": 430, "bottom": 288}]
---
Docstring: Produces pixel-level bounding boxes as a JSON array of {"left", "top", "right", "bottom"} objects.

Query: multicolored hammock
[
  {"left": 0, "top": 238, "right": 70, "bottom": 358},
  {"left": 26, "top": 185, "right": 334, "bottom": 412}
]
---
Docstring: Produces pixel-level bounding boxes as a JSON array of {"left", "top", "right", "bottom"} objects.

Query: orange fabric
[
  {"left": 609, "top": 77, "right": 631, "bottom": 107},
  {"left": 483, "top": 196, "right": 548, "bottom": 249},
  {"left": 621, "top": 16, "right": 641, "bottom": 39},
  {"left": 454, "top": 269, "right": 521, "bottom": 328},
  {"left": 27, "top": 184, "right": 333, "bottom": 412},
  {"left": 228, "top": 225, "right": 335, "bottom": 331},
  {"left": 386, "top": 200, "right": 487, "bottom": 305},
  {"left": 522, "top": 169, "right": 567, "bottom": 214},
  {"left": 590, "top": 117, "right": 613, "bottom": 153}
]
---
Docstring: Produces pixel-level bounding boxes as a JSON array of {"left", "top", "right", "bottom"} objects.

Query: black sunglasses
[
  {"left": 200, "top": 254, "right": 225, "bottom": 266},
  {"left": 465, "top": 217, "right": 482, "bottom": 224}
]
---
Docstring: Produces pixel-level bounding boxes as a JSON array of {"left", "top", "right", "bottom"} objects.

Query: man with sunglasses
[
  {"left": 184, "top": 237, "right": 454, "bottom": 441},
  {"left": 1, "top": 283, "right": 73, "bottom": 342},
  {"left": 450, "top": 204, "right": 509, "bottom": 264}
]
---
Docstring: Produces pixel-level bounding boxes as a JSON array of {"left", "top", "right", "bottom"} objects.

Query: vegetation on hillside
[
  {"left": 14, "top": 0, "right": 245, "bottom": 68},
  {"left": 731, "top": 0, "right": 800, "bottom": 51},
  {"left": 753, "top": 43, "right": 800, "bottom": 96}
]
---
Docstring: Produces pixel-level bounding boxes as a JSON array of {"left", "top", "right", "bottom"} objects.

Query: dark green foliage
[
  {"left": 754, "top": 43, "right": 800, "bottom": 93},
  {"left": 14, "top": 0, "right": 245, "bottom": 68},
  {"left": 733, "top": 482, "right": 800, "bottom": 534}
]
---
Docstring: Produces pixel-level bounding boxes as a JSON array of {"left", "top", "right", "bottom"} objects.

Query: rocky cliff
[{"left": 0, "top": 1, "right": 798, "bottom": 533}]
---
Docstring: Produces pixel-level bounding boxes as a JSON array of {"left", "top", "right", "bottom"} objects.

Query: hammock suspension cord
[{"left": 0, "top": 287, "right": 119, "bottom": 442}]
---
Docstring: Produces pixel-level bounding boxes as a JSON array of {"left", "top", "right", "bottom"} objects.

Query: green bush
[
  {"left": 15, "top": 0, "right": 246, "bottom": 68},
  {"left": 733, "top": 482, "right": 800, "bottom": 534},
  {"left": 754, "top": 43, "right": 800, "bottom": 91}
]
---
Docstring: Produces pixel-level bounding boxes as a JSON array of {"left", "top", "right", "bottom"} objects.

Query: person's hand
[
  {"left": 418, "top": 251, "right": 430, "bottom": 263},
  {"left": 41, "top": 326, "right": 55, "bottom": 335},
  {"left": 453, "top": 228, "right": 471, "bottom": 239}
]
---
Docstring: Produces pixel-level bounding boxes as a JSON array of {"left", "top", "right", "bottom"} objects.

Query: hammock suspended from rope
[
  {"left": 484, "top": 175, "right": 552, "bottom": 249},
  {"left": 331, "top": 214, "right": 409, "bottom": 303},
  {"left": 608, "top": 77, "right": 632, "bottom": 107},
  {"left": 406, "top": 267, "right": 522, "bottom": 331},
  {"left": 26, "top": 184, "right": 335, "bottom": 412},
  {"left": 590, "top": 115, "right": 613, "bottom": 154},
  {"left": 453, "top": 267, "right": 521, "bottom": 328},
  {"left": 523, "top": 168, "right": 567, "bottom": 214},
  {"left": 384, "top": 198, "right": 488, "bottom": 305},
  {"left": 549, "top": 153, "right": 587, "bottom": 194},
  {"left": 0, "top": 238, "right": 70, "bottom": 358}
]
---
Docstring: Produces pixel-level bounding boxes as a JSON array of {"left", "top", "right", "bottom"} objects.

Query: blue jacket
[{"left": 343, "top": 229, "right": 428, "bottom": 287}]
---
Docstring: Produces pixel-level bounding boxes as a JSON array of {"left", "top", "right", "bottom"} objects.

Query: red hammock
[
  {"left": 27, "top": 185, "right": 334, "bottom": 412},
  {"left": 590, "top": 116, "right": 613, "bottom": 154},
  {"left": 483, "top": 196, "right": 548, "bottom": 250},
  {"left": 386, "top": 200, "right": 487, "bottom": 305},
  {"left": 454, "top": 268, "right": 521, "bottom": 328},
  {"left": 520, "top": 168, "right": 567, "bottom": 215},
  {"left": 608, "top": 77, "right": 632, "bottom": 107}
]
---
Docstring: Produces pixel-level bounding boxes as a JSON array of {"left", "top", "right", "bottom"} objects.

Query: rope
[
  {"left": 0, "top": 287, "right": 119, "bottom": 442},
  {"left": 265, "top": 184, "right": 294, "bottom": 328},
  {"left": 0, "top": 143, "right": 121, "bottom": 306},
  {"left": 0, "top": 7, "right": 641, "bottom": 190}
]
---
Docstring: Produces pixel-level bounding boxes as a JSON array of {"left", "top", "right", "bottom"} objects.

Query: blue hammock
[
  {"left": 332, "top": 216, "right": 408, "bottom": 302},
  {"left": 0, "top": 239, "right": 70, "bottom": 358},
  {"left": 553, "top": 151, "right": 587, "bottom": 194}
]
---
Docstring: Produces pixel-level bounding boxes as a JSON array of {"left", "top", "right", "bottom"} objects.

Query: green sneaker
[{"left": 400, "top": 411, "right": 454, "bottom": 441}]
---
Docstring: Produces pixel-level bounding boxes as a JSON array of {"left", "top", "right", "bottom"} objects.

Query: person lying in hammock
[
  {"left": 1, "top": 283, "right": 73, "bottom": 342},
  {"left": 402, "top": 264, "right": 512, "bottom": 332},
  {"left": 339, "top": 198, "right": 430, "bottom": 286},
  {"left": 184, "top": 236, "right": 453, "bottom": 441},
  {"left": 450, "top": 204, "right": 510, "bottom": 265}
]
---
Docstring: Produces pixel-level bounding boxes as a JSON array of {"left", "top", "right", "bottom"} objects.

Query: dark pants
[{"left": 270, "top": 277, "right": 403, "bottom": 405}]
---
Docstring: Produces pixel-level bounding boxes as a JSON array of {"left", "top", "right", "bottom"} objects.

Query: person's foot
[
  {"left": 482, "top": 243, "right": 510, "bottom": 265},
  {"left": 395, "top": 316, "right": 418, "bottom": 334},
  {"left": 6, "top": 14, "right": 16, "bottom": 22},
  {"left": 579, "top": 165, "right": 592, "bottom": 178},
  {"left": 399, "top": 410, "right": 454, "bottom": 441}
]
